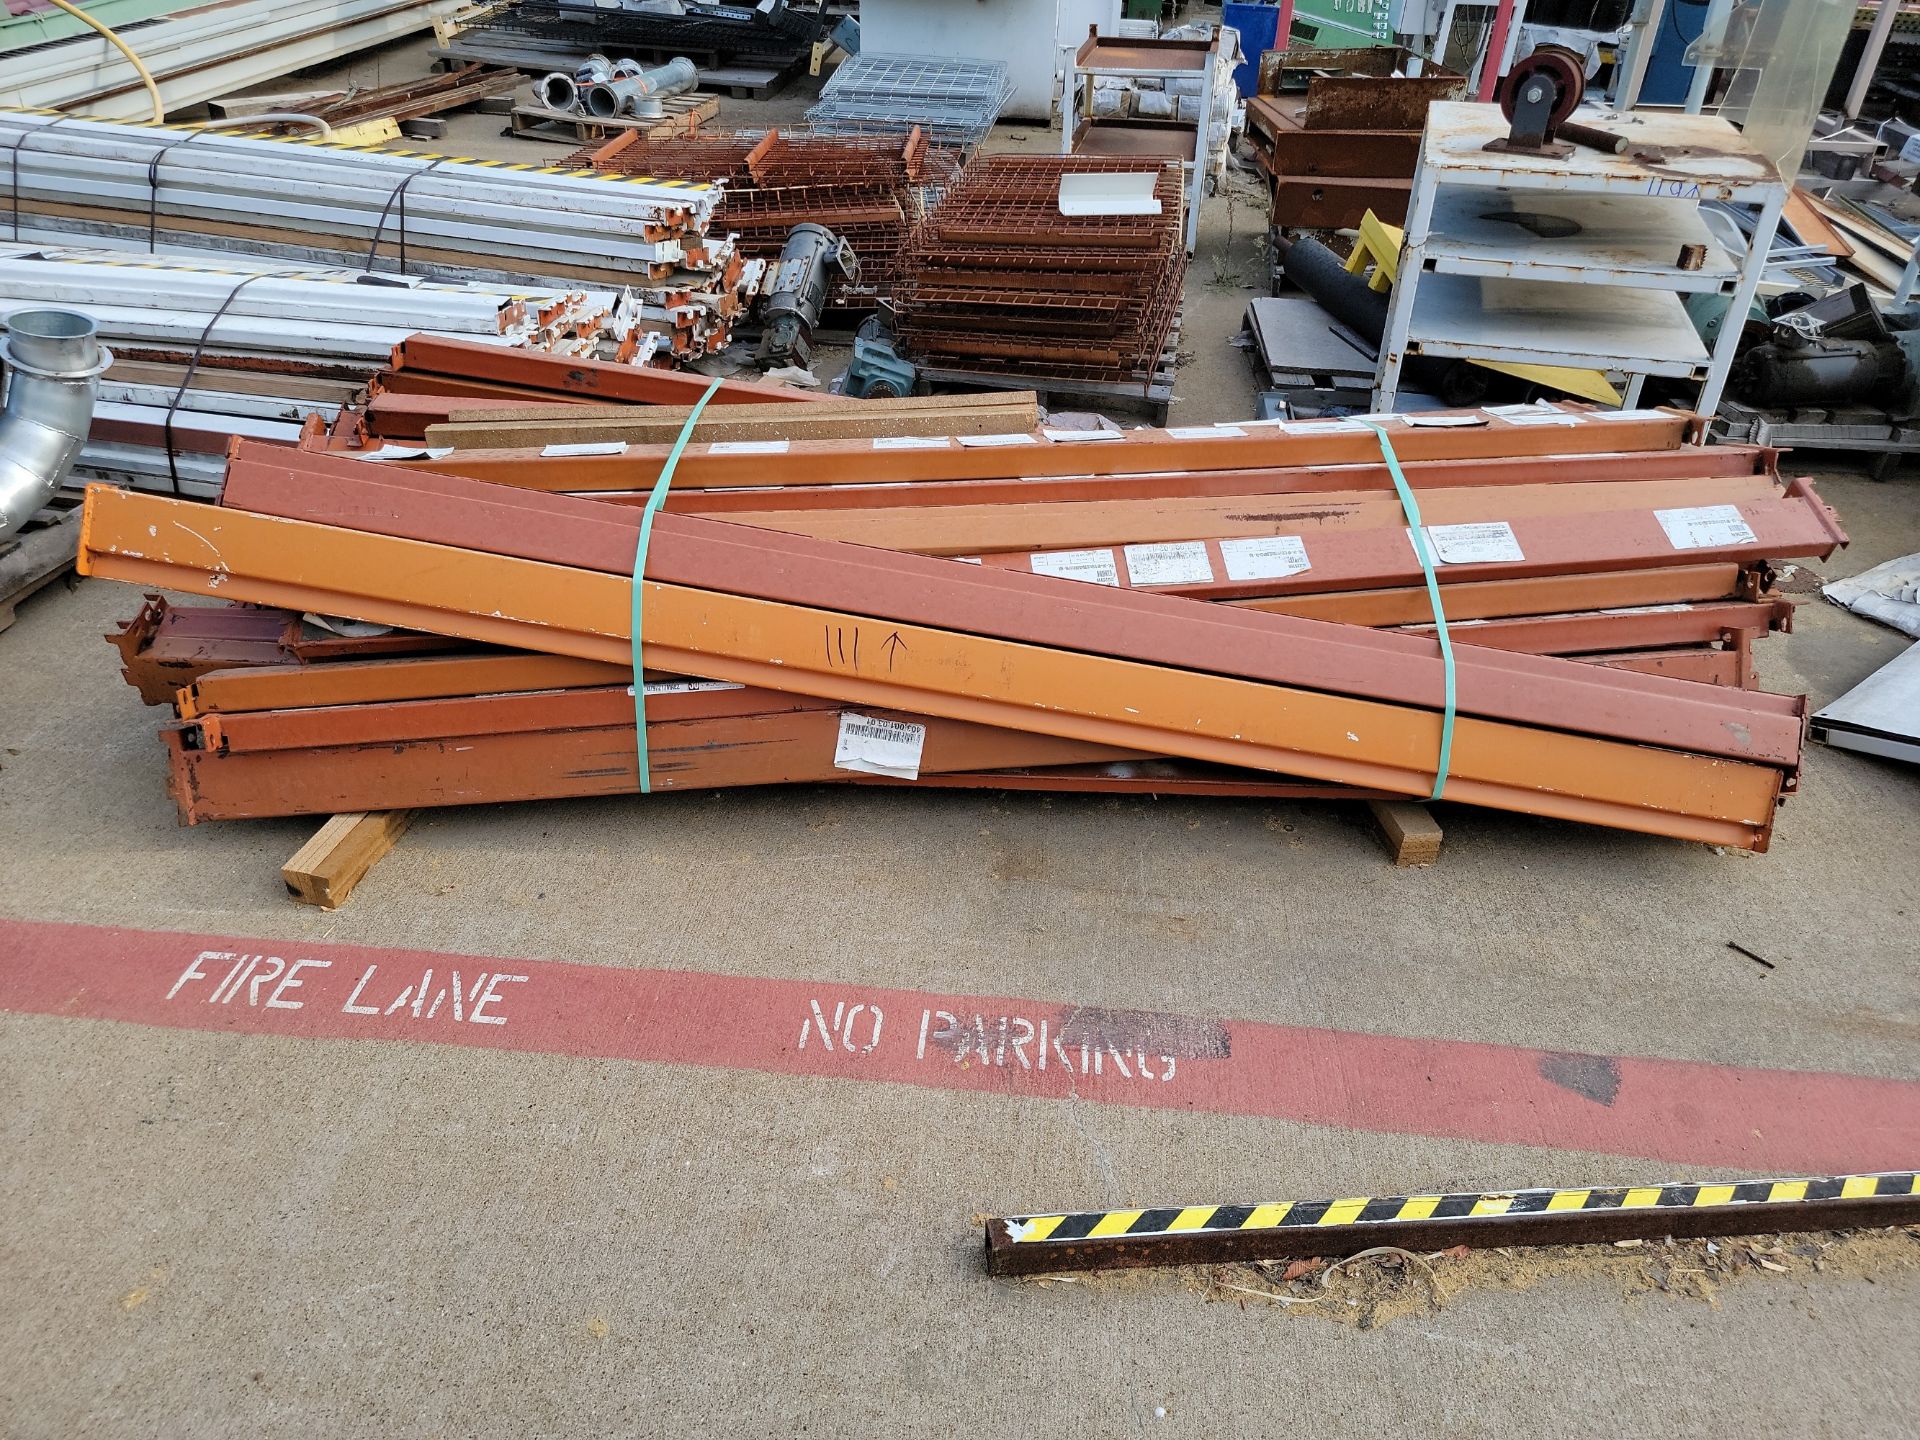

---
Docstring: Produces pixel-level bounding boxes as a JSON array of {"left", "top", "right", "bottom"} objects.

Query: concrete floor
[{"left": 3, "top": 32, "right": 1920, "bottom": 1439}]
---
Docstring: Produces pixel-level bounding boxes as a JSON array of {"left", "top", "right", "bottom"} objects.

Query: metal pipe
[
  {"left": 0, "top": 309, "right": 107, "bottom": 538},
  {"left": 538, "top": 71, "right": 578, "bottom": 110},
  {"left": 1846, "top": 0, "right": 1903, "bottom": 119},
  {"left": 585, "top": 57, "right": 698, "bottom": 117}
]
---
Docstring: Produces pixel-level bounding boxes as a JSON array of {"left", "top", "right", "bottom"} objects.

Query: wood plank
[
  {"left": 282, "top": 810, "right": 416, "bottom": 909},
  {"left": 1784, "top": 188, "right": 1853, "bottom": 259},
  {"left": 427, "top": 392, "right": 1041, "bottom": 446},
  {"left": 1366, "top": 799, "right": 1443, "bottom": 866}
]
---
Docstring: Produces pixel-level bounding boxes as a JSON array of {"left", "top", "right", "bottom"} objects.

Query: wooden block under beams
[
  {"left": 1366, "top": 799, "right": 1443, "bottom": 867},
  {"left": 283, "top": 810, "right": 416, "bottom": 909}
]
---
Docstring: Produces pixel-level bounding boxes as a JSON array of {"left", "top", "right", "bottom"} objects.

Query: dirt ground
[{"left": 2, "top": 26, "right": 1919, "bottom": 1439}]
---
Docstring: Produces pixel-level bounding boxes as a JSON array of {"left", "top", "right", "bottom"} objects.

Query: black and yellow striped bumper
[{"left": 985, "top": 1171, "right": 1920, "bottom": 1275}]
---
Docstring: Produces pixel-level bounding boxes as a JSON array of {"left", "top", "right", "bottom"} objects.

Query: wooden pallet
[
  {"left": 697, "top": 58, "right": 803, "bottom": 100},
  {"left": 507, "top": 94, "right": 719, "bottom": 145},
  {"left": 0, "top": 503, "right": 82, "bottom": 633},
  {"left": 917, "top": 317, "right": 1180, "bottom": 426}
]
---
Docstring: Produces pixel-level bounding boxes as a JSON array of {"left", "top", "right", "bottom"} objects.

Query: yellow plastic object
[
  {"left": 1348, "top": 211, "right": 1623, "bottom": 406},
  {"left": 332, "top": 118, "right": 403, "bottom": 146}
]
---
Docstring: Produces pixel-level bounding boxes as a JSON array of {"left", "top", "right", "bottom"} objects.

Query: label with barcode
[
  {"left": 1123, "top": 541, "right": 1214, "bottom": 587},
  {"left": 1416, "top": 521, "right": 1525, "bottom": 565},
  {"left": 1029, "top": 548, "right": 1121, "bottom": 586},
  {"left": 1219, "top": 535, "right": 1310, "bottom": 581},
  {"left": 1655, "top": 504, "right": 1757, "bottom": 550},
  {"left": 833, "top": 712, "right": 927, "bottom": 780}
]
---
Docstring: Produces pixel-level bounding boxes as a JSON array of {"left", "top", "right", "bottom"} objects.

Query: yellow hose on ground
[{"left": 41, "top": 0, "right": 166, "bottom": 122}]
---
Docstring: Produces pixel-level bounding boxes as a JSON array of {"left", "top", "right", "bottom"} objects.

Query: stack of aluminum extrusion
[
  {"left": 85, "top": 398, "right": 1842, "bottom": 854},
  {"left": 0, "top": 244, "right": 656, "bottom": 496},
  {"left": 0, "top": 109, "right": 759, "bottom": 359},
  {"left": 447, "top": 0, "right": 822, "bottom": 73},
  {"left": 0, "top": 0, "right": 464, "bottom": 119}
]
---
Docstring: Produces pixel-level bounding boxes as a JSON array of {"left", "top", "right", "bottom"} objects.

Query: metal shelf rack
[
  {"left": 1372, "top": 101, "right": 1788, "bottom": 420},
  {"left": 1060, "top": 27, "right": 1219, "bottom": 255}
]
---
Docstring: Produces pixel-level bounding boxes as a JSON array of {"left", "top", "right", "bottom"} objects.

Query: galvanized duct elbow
[{"left": 0, "top": 310, "right": 109, "bottom": 539}]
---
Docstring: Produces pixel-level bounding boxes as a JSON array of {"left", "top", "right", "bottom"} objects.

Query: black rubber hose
[{"left": 1276, "top": 234, "right": 1485, "bottom": 406}]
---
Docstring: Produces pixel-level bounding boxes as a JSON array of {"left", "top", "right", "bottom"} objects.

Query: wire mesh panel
[{"left": 805, "top": 54, "right": 1015, "bottom": 150}]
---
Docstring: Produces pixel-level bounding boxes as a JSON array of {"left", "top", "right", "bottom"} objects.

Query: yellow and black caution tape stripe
[{"left": 985, "top": 1171, "right": 1920, "bottom": 1276}]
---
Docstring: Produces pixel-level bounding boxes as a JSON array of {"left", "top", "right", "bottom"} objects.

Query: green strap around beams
[
  {"left": 1359, "top": 420, "right": 1454, "bottom": 801},
  {"left": 632, "top": 375, "right": 726, "bottom": 793}
]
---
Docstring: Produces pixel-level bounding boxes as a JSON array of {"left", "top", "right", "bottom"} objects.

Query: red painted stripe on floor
[{"left": 2, "top": 916, "right": 1914, "bottom": 1174}]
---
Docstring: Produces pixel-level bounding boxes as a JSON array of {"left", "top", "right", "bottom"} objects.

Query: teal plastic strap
[
  {"left": 1359, "top": 420, "right": 1454, "bottom": 801},
  {"left": 631, "top": 376, "right": 725, "bottom": 793}
]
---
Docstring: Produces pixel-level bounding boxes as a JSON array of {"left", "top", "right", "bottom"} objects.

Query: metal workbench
[{"left": 1372, "top": 102, "right": 1788, "bottom": 422}]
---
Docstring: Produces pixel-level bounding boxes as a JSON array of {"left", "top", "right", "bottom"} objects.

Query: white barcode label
[
  {"left": 540, "top": 440, "right": 628, "bottom": 457},
  {"left": 365, "top": 444, "right": 454, "bottom": 460},
  {"left": 1415, "top": 521, "right": 1525, "bottom": 565},
  {"left": 1219, "top": 535, "right": 1310, "bottom": 581},
  {"left": 956, "top": 432, "right": 1040, "bottom": 447},
  {"left": 1405, "top": 413, "right": 1487, "bottom": 428},
  {"left": 632, "top": 680, "right": 746, "bottom": 696},
  {"left": 1042, "top": 427, "right": 1124, "bottom": 442},
  {"left": 1167, "top": 424, "right": 1244, "bottom": 439},
  {"left": 1597, "top": 408, "right": 1674, "bottom": 421},
  {"left": 1655, "top": 504, "right": 1757, "bottom": 550},
  {"left": 872, "top": 435, "right": 949, "bottom": 449},
  {"left": 1028, "top": 548, "right": 1121, "bottom": 586},
  {"left": 1283, "top": 419, "right": 1368, "bottom": 433},
  {"left": 1123, "top": 540, "right": 1214, "bottom": 586},
  {"left": 833, "top": 712, "right": 927, "bottom": 780},
  {"left": 708, "top": 440, "right": 790, "bottom": 455}
]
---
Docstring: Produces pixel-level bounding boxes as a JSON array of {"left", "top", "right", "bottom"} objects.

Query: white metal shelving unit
[
  {"left": 1060, "top": 28, "right": 1218, "bottom": 255},
  {"left": 1372, "top": 101, "right": 1788, "bottom": 421}
]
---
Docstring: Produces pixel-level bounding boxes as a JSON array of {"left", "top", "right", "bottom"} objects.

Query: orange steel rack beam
[
  {"left": 384, "top": 335, "right": 830, "bottom": 408},
  {"left": 1240, "top": 564, "right": 1754, "bottom": 627},
  {"left": 671, "top": 474, "right": 1793, "bottom": 555},
  {"left": 213, "top": 447, "right": 1808, "bottom": 766},
  {"left": 372, "top": 409, "right": 1697, "bottom": 493},
  {"left": 80, "top": 485, "right": 1794, "bottom": 848},
  {"left": 964, "top": 486, "right": 1838, "bottom": 600},
  {"left": 647, "top": 446, "right": 1778, "bottom": 516}
]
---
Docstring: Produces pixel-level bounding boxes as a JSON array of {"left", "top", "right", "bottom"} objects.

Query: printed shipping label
[
  {"left": 1124, "top": 541, "right": 1214, "bottom": 587},
  {"left": 1041, "top": 427, "right": 1124, "bottom": 443},
  {"left": 1218, "top": 534, "right": 1310, "bottom": 582},
  {"left": 1655, "top": 504, "right": 1757, "bottom": 550},
  {"left": 540, "top": 440, "right": 628, "bottom": 457},
  {"left": 1166, "top": 424, "right": 1244, "bottom": 439},
  {"left": 1595, "top": 408, "right": 1674, "bottom": 421},
  {"left": 834, "top": 712, "right": 927, "bottom": 781},
  {"left": 956, "top": 432, "right": 1040, "bottom": 447},
  {"left": 1417, "top": 521, "right": 1526, "bottom": 565},
  {"left": 1028, "top": 548, "right": 1121, "bottom": 586},
  {"left": 872, "top": 435, "right": 950, "bottom": 449},
  {"left": 707, "top": 440, "right": 789, "bottom": 455}
]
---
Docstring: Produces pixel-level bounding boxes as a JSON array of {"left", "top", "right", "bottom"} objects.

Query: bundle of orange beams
[{"left": 82, "top": 394, "right": 1846, "bottom": 852}]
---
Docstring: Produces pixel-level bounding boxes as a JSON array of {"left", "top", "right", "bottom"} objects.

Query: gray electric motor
[{"left": 757, "top": 223, "right": 858, "bottom": 369}]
